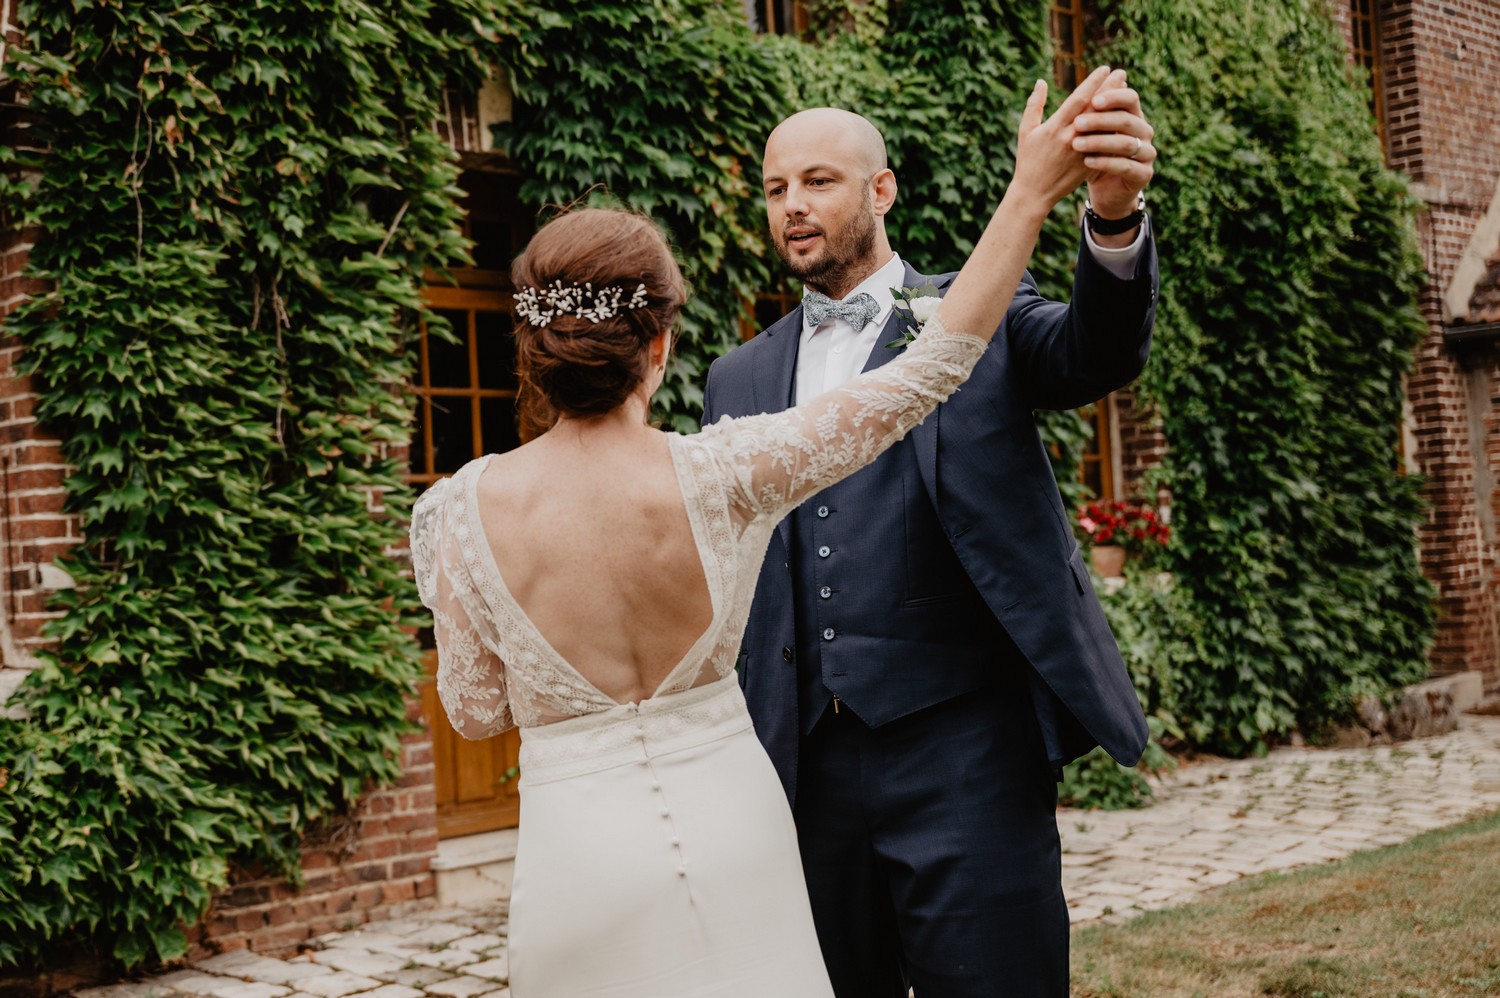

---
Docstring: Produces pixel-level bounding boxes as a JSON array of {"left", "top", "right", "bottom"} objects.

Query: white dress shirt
[{"left": 793, "top": 227, "right": 1146, "bottom": 406}]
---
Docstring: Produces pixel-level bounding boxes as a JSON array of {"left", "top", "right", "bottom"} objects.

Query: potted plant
[{"left": 1077, "top": 499, "right": 1170, "bottom": 577}]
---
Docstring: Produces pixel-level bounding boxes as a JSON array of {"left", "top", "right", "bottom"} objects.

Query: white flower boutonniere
[{"left": 886, "top": 284, "right": 943, "bottom": 349}]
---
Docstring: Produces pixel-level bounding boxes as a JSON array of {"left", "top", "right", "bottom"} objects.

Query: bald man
[{"left": 701, "top": 77, "right": 1159, "bottom": 998}]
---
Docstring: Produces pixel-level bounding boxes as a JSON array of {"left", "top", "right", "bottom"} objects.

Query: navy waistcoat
[{"left": 790, "top": 432, "right": 1014, "bottom": 733}]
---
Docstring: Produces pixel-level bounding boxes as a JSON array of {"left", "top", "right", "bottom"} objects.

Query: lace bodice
[{"left": 410, "top": 316, "right": 988, "bottom": 738}]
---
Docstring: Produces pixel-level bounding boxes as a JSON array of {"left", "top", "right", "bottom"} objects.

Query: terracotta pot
[{"left": 1090, "top": 544, "right": 1127, "bottom": 578}]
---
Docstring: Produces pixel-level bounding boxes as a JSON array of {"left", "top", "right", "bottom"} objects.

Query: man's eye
[
  {"left": 810, "top": 178, "right": 829, "bottom": 187},
  {"left": 767, "top": 187, "right": 785, "bottom": 198}
]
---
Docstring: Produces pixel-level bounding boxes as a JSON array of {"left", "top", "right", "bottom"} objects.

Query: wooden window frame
[
  {"left": 1051, "top": 0, "right": 1089, "bottom": 90},
  {"left": 409, "top": 285, "right": 518, "bottom": 490},
  {"left": 1348, "top": 0, "right": 1388, "bottom": 149},
  {"left": 1079, "top": 393, "right": 1119, "bottom": 502},
  {"left": 752, "top": 0, "right": 807, "bottom": 36}
]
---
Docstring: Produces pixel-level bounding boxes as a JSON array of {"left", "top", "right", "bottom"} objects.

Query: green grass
[{"left": 1070, "top": 811, "right": 1500, "bottom": 997}]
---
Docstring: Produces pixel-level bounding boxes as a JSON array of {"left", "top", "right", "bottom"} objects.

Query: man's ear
[{"left": 871, "top": 169, "right": 898, "bottom": 217}]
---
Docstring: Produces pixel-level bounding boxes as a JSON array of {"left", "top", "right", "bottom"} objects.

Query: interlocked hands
[{"left": 1013, "top": 65, "right": 1157, "bottom": 236}]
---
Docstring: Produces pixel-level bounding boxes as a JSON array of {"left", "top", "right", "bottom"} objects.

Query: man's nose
[{"left": 783, "top": 184, "right": 809, "bottom": 218}]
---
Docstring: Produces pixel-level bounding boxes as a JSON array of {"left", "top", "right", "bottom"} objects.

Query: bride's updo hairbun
[{"left": 511, "top": 208, "right": 686, "bottom": 438}]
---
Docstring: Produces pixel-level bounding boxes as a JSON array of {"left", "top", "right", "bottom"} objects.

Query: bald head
[
  {"left": 765, "top": 108, "right": 887, "bottom": 179},
  {"left": 760, "top": 108, "right": 898, "bottom": 298}
]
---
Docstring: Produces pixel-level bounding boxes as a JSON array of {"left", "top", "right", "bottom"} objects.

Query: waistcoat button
[
  {"left": 822, "top": 627, "right": 835, "bottom": 641},
  {"left": 782, "top": 646, "right": 794, "bottom": 662},
  {"left": 817, "top": 545, "right": 831, "bottom": 558},
  {"left": 816, "top": 505, "right": 830, "bottom": 518},
  {"left": 819, "top": 586, "right": 832, "bottom": 599}
]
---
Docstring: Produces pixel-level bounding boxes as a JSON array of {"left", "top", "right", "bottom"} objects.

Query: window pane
[
  {"left": 432, "top": 397, "right": 475, "bottom": 473},
  {"left": 427, "top": 309, "right": 472, "bottom": 389},
  {"left": 470, "top": 219, "right": 511, "bottom": 271},
  {"left": 476, "top": 309, "right": 519, "bottom": 390},
  {"left": 481, "top": 398, "right": 521, "bottom": 457},
  {"left": 410, "top": 399, "right": 429, "bottom": 478},
  {"left": 1081, "top": 459, "right": 1103, "bottom": 500},
  {"left": 754, "top": 289, "right": 795, "bottom": 330}
]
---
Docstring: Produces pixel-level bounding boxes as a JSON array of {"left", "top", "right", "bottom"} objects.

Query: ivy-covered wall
[
  {"left": 1098, "top": 0, "right": 1435, "bottom": 754},
  {"left": 0, "top": 0, "right": 1438, "bottom": 974},
  {"left": 0, "top": 0, "right": 492, "bottom": 970}
]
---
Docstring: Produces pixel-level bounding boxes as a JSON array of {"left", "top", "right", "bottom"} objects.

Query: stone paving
[
  {"left": 77, "top": 714, "right": 1500, "bottom": 998},
  {"left": 1061, "top": 711, "right": 1500, "bottom": 925}
]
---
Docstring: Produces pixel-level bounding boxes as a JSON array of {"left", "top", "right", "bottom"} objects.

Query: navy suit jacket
[{"left": 702, "top": 232, "right": 1158, "bottom": 799}]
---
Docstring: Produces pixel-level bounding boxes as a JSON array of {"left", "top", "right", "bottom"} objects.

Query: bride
[{"left": 411, "top": 68, "right": 1113, "bottom": 997}]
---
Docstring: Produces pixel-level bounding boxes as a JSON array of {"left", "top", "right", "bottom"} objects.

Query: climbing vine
[
  {"left": 487, "top": 0, "right": 1092, "bottom": 474},
  {"left": 1099, "top": 0, "right": 1434, "bottom": 754},
  {"left": 0, "top": 0, "right": 490, "bottom": 969}
]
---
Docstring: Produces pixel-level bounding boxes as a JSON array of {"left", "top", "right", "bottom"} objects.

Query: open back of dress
[{"left": 407, "top": 317, "right": 988, "bottom": 998}]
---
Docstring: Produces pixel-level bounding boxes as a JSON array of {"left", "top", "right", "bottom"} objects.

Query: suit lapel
[
  {"left": 752, "top": 306, "right": 804, "bottom": 416},
  {"left": 752, "top": 306, "right": 804, "bottom": 555},
  {"left": 886, "top": 264, "right": 949, "bottom": 505},
  {"left": 862, "top": 262, "right": 934, "bottom": 373}
]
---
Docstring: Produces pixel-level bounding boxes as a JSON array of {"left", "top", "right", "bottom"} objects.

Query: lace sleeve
[
  {"left": 411, "top": 477, "right": 514, "bottom": 738},
  {"left": 698, "top": 315, "right": 988, "bottom": 522}
]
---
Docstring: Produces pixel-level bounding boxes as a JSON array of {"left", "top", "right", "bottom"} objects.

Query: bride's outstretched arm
[{"left": 699, "top": 68, "right": 1114, "bottom": 522}]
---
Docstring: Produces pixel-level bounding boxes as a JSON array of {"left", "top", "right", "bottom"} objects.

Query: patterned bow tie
[{"left": 803, "top": 290, "right": 880, "bottom": 330}]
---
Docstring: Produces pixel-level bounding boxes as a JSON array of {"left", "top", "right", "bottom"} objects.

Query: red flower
[{"left": 1074, "top": 498, "right": 1170, "bottom": 555}]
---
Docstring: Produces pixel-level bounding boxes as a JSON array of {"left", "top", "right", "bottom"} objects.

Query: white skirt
[{"left": 508, "top": 674, "right": 835, "bottom": 998}]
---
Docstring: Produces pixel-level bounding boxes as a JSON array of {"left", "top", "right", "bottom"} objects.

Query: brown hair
[{"left": 511, "top": 208, "right": 686, "bottom": 439}]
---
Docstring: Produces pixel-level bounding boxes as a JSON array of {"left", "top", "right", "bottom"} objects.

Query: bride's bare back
[{"left": 475, "top": 424, "right": 713, "bottom": 705}]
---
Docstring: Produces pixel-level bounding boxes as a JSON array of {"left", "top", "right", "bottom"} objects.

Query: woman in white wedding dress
[{"left": 410, "top": 70, "right": 1113, "bottom": 997}]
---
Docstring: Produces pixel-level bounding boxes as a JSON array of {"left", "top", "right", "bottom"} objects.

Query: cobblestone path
[{"left": 78, "top": 714, "right": 1500, "bottom": 998}]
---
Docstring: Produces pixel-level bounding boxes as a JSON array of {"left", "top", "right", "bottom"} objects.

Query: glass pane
[
  {"left": 410, "top": 399, "right": 429, "bottom": 478},
  {"left": 772, "top": 0, "right": 789, "bottom": 34},
  {"left": 1056, "top": 14, "right": 1075, "bottom": 51},
  {"left": 470, "top": 219, "right": 510, "bottom": 271},
  {"left": 427, "top": 309, "right": 472, "bottom": 389},
  {"left": 1082, "top": 459, "right": 1103, "bottom": 500},
  {"left": 476, "top": 309, "right": 519, "bottom": 390},
  {"left": 432, "top": 396, "right": 475, "bottom": 473},
  {"left": 754, "top": 290, "right": 793, "bottom": 331},
  {"left": 481, "top": 398, "right": 521, "bottom": 457}
]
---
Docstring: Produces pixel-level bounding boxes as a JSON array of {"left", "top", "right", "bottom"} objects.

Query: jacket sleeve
[{"left": 1003, "top": 222, "right": 1158, "bottom": 411}]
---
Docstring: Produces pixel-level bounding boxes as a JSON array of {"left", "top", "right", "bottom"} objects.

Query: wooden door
[{"left": 412, "top": 170, "right": 529, "bottom": 838}]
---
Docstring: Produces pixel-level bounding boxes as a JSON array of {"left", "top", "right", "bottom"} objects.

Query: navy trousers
[{"left": 792, "top": 684, "right": 1069, "bottom": 997}]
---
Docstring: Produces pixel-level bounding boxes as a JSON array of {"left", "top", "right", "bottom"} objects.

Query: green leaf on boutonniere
[{"left": 886, "top": 283, "right": 944, "bottom": 348}]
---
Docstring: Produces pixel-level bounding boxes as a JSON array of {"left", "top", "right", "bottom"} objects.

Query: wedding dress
[{"left": 410, "top": 316, "right": 986, "bottom": 997}]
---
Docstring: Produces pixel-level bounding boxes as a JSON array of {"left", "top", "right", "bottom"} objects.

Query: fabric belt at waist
[{"left": 517, "top": 673, "right": 752, "bottom": 786}]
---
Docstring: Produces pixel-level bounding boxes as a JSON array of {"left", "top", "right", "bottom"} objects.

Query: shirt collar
[{"left": 800, "top": 253, "right": 906, "bottom": 335}]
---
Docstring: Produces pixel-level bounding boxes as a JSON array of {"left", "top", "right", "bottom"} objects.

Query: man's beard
[{"left": 775, "top": 194, "right": 878, "bottom": 297}]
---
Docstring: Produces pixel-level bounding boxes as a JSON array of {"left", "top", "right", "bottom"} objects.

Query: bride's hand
[
  {"left": 1009, "top": 65, "right": 1113, "bottom": 212},
  {"left": 928, "top": 65, "right": 1116, "bottom": 340}
]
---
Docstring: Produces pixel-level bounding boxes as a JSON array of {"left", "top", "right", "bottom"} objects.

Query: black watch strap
[{"left": 1085, "top": 196, "right": 1147, "bottom": 236}]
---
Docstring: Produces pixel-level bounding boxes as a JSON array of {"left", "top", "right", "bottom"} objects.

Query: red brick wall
[
  {"left": 189, "top": 722, "right": 440, "bottom": 958},
  {"left": 0, "top": 3, "right": 72, "bottom": 703},
  {"left": 1111, "top": 386, "right": 1164, "bottom": 503},
  {"left": 1372, "top": 0, "right": 1500, "bottom": 688}
]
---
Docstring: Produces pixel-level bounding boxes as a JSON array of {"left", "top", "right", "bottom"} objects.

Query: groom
[{"left": 700, "top": 74, "right": 1159, "bottom": 997}]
